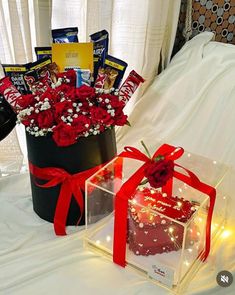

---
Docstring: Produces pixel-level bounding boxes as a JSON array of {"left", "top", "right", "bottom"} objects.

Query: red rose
[
  {"left": 52, "top": 122, "right": 77, "bottom": 147},
  {"left": 90, "top": 106, "right": 114, "bottom": 126},
  {"left": 37, "top": 109, "right": 54, "bottom": 129},
  {"left": 57, "top": 70, "right": 76, "bottom": 87},
  {"left": 21, "top": 113, "right": 38, "bottom": 127},
  {"left": 54, "top": 100, "right": 73, "bottom": 122},
  {"left": 72, "top": 115, "right": 91, "bottom": 135},
  {"left": 97, "top": 94, "right": 125, "bottom": 109},
  {"left": 114, "top": 109, "right": 128, "bottom": 126},
  {"left": 144, "top": 159, "right": 174, "bottom": 188},
  {"left": 17, "top": 94, "right": 35, "bottom": 109},
  {"left": 75, "top": 85, "right": 95, "bottom": 101},
  {"left": 38, "top": 88, "right": 59, "bottom": 103}
]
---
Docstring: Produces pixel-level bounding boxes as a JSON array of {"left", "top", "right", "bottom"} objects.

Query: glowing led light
[
  {"left": 198, "top": 217, "right": 202, "bottom": 222},
  {"left": 223, "top": 196, "right": 226, "bottom": 200},
  {"left": 132, "top": 199, "right": 137, "bottom": 204},
  {"left": 171, "top": 237, "right": 175, "bottom": 242},
  {"left": 139, "top": 187, "right": 144, "bottom": 191},
  {"left": 221, "top": 230, "right": 231, "bottom": 239},
  {"left": 187, "top": 153, "right": 191, "bottom": 158},
  {"left": 190, "top": 229, "right": 193, "bottom": 233},
  {"left": 213, "top": 160, "right": 217, "bottom": 165},
  {"left": 184, "top": 260, "right": 190, "bottom": 266},
  {"left": 197, "top": 232, "right": 200, "bottom": 236},
  {"left": 177, "top": 201, "right": 182, "bottom": 207},
  {"left": 169, "top": 227, "right": 174, "bottom": 233},
  {"left": 222, "top": 226, "right": 225, "bottom": 230},
  {"left": 188, "top": 248, "right": 193, "bottom": 253},
  {"left": 150, "top": 189, "right": 155, "bottom": 194},
  {"left": 162, "top": 193, "right": 167, "bottom": 197},
  {"left": 178, "top": 188, "right": 182, "bottom": 193},
  {"left": 96, "top": 240, "right": 100, "bottom": 245},
  {"left": 106, "top": 236, "right": 111, "bottom": 242}
]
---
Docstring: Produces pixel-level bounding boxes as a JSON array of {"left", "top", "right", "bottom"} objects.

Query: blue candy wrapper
[
  {"left": 52, "top": 27, "right": 79, "bottom": 43},
  {"left": 90, "top": 30, "right": 109, "bottom": 82},
  {"left": 76, "top": 69, "right": 91, "bottom": 87}
]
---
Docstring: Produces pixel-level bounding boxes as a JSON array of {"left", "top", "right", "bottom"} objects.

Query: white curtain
[
  {"left": 0, "top": 0, "right": 180, "bottom": 171},
  {"left": 52, "top": 0, "right": 181, "bottom": 113},
  {"left": 0, "top": 0, "right": 52, "bottom": 173}
]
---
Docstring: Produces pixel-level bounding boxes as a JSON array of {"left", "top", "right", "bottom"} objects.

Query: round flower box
[{"left": 26, "top": 127, "right": 116, "bottom": 225}]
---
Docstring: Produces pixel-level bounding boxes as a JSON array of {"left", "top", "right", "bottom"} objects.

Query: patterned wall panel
[{"left": 173, "top": 0, "right": 235, "bottom": 55}]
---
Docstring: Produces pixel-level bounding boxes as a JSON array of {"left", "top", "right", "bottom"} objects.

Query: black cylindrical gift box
[{"left": 26, "top": 128, "right": 117, "bottom": 225}]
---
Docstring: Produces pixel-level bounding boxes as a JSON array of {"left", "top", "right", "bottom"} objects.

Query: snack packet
[
  {"left": 2, "top": 63, "right": 30, "bottom": 94},
  {"left": 34, "top": 47, "right": 52, "bottom": 60},
  {"left": 118, "top": 70, "right": 145, "bottom": 104},
  {"left": 90, "top": 30, "right": 109, "bottom": 81},
  {"left": 0, "top": 76, "right": 22, "bottom": 110},
  {"left": 52, "top": 27, "right": 79, "bottom": 43},
  {"left": 94, "top": 55, "right": 127, "bottom": 90},
  {"left": 75, "top": 69, "right": 91, "bottom": 87}
]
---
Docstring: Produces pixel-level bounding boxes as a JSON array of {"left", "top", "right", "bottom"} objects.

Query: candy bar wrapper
[
  {"left": 29, "top": 58, "right": 58, "bottom": 83},
  {"left": 0, "top": 76, "right": 22, "bottom": 111},
  {"left": 118, "top": 70, "right": 145, "bottom": 104},
  {"left": 52, "top": 27, "right": 79, "bottom": 43},
  {"left": 23, "top": 58, "right": 56, "bottom": 92},
  {"left": 94, "top": 68, "right": 107, "bottom": 89},
  {"left": 90, "top": 30, "right": 109, "bottom": 82},
  {"left": 103, "top": 55, "right": 127, "bottom": 89},
  {"left": 2, "top": 63, "right": 31, "bottom": 94},
  {"left": 76, "top": 69, "right": 91, "bottom": 87},
  {"left": 35, "top": 47, "right": 52, "bottom": 60}
]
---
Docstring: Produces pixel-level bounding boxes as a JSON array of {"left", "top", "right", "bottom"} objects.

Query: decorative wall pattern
[{"left": 173, "top": 0, "right": 235, "bottom": 55}]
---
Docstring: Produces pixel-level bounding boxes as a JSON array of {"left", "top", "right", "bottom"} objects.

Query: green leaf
[
  {"left": 140, "top": 140, "right": 151, "bottom": 158},
  {"left": 125, "top": 120, "right": 131, "bottom": 127},
  {"left": 139, "top": 178, "right": 149, "bottom": 186}
]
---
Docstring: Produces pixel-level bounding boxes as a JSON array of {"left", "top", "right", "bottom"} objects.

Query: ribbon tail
[
  {"left": 113, "top": 165, "right": 147, "bottom": 267},
  {"left": 54, "top": 180, "right": 73, "bottom": 235}
]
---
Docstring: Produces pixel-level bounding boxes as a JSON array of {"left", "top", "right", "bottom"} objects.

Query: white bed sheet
[{"left": 1, "top": 32, "right": 235, "bottom": 294}]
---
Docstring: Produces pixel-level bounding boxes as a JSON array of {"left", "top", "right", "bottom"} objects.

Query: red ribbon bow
[
  {"left": 113, "top": 144, "right": 216, "bottom": 267},
  {"left": 29, "top": 162, "right": 103, "bottom": 235}
]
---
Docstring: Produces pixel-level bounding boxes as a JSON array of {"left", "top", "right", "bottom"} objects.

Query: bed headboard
[{"left": 173, "top": 0, "right": 235, "bottom": 54}]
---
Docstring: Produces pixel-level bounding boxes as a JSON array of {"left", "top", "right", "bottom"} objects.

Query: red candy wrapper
[
  {"left": 94, "top": 68, "right": 107, "bottom": 89},
  {"left": 119, "top": 70, "right": 144, "bottom": 104},
  {"left": 0, "top": 77, "right": 22, "bottom": 111}
]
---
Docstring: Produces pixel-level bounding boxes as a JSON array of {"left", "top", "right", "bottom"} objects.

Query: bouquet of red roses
[{"left": 15, "top": 70, "right": 133, "bottom": 147}]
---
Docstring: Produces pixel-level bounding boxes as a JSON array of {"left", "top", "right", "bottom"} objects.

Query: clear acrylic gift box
[{"left": 84, "top": 149, "right": 230, "bottom": 293}]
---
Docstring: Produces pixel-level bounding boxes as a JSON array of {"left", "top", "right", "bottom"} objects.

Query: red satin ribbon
[
  {"left": 113, "top": 144, "right": 216, "bottom": 267},
  {"left": 29, "top": 162, "right": 104, "bottom": 235}
]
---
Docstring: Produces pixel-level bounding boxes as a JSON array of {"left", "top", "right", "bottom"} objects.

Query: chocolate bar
[
  {"left": 118, "top": 70, "right": 144, "bottom": 104},
  {"left": 52, "top": 27, "right": 79, "bottom": 43},
  {"left": 90, "top": 30, "right": 109, "bottom": 82},
  {"left": 75, "top": 69, "right": 91, "bottom": 87},
  {"left": 35, "top": 47, "right": 52, "bottom": 60},
  {"left": 103, "top": 55, "right": 127, "bottom": 89},
  {"left": 94, "top": 68, "right": 107, "bottom": 89},
  {"left": 2, "top": 63, "right": 31, "bottom": 94},
  {"left": 0, "top": 77, "right": 22, "bottom": 111}
]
